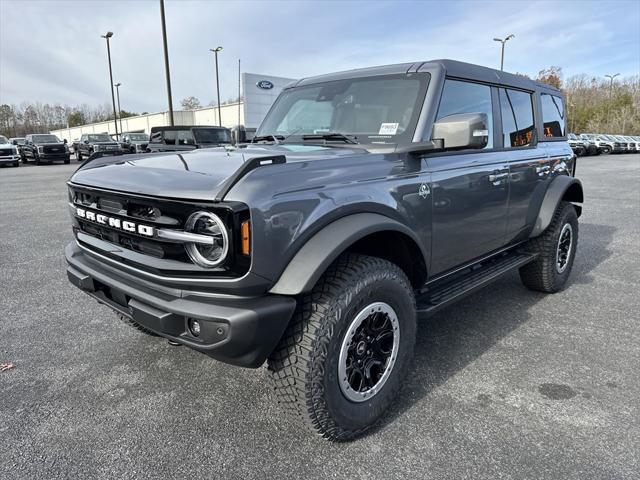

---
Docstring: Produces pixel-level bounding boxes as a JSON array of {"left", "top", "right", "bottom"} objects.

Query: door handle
[{"left": 488, "top": 172, "right": 509, "bottom": 183}]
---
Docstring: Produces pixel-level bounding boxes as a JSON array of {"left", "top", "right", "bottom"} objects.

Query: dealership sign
[{"left": 256, "top": 80, "right": 274, "bottom": 90}]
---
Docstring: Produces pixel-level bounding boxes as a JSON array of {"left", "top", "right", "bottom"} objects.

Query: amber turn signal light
[{"left": 241, "top": 220, "right": 251, "bottom": 255}]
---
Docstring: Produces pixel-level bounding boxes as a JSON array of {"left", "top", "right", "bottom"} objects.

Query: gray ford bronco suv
[{"left": 65, "top": 60, "right": 582, "bottom": 440}]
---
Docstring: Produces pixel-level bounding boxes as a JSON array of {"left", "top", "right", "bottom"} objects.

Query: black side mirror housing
[
  {"left": 12, "top": 140, "right": 17, "bottom": 145},
  {"left": 63, "top": 139, "right": 68, "bottom": 144},
  {"left": 432, "top": 113, "right": 489, "bottom": 150}
]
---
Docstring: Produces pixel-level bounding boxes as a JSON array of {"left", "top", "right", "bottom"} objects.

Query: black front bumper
[
  {"left": 65, "top": 242, "right": 296, "bottom": 368},
  {"left": 40, "top": 153, "right": 70, "bottom": 162}
]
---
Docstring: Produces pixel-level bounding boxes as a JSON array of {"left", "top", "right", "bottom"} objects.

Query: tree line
[
  {"left": 519, "top": 67, "right": 638, "bottom": 135},
  {"left": 0, "top": 102, "right": 143, "bottom": 138},
  {"left": 1, "top": 69, "right": 638, "bottom": 138}
]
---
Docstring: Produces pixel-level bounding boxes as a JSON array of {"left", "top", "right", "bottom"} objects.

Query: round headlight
[{"left": 185, "top": 211, "right": 228, "bottom": 267}]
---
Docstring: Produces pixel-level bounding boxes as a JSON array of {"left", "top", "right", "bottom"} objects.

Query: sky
[{"left": 1, "top": 0, "right": 639, "bottom": 114}]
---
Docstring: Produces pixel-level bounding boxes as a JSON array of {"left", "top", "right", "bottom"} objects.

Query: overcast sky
[{"left": 1, "top": 0, "right": 639, "bottom": 113}]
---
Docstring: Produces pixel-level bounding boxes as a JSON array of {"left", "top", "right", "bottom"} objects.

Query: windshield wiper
[
  {"left": 251, "top": 134, "right": 284, "bottom": 144},
  {"left": 301, "top": 133, "right": 358, "bottom": 144}
]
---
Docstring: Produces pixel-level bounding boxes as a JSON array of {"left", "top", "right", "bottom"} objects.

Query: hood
[
  {"left": 91, "top": 141, "right": 119, "bottom": 146},
  {"left": 70, "top": 144, "right": 364, "bottom": 201},
  {"left": 36, "top": 142, "right": 65, "bottom": 146},
  {"left": 0, "top": 142, "right": 14, "bottom": 149}
]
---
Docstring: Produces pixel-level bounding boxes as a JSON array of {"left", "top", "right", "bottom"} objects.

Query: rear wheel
[
  {"left": 520, "top": 201, "right": 579, "bottom": 293},
  {"left": 268, "top": 254, "right": 416, "bottom": 441}
]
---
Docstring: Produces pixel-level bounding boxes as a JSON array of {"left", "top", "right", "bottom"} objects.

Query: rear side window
[
  {"left": 436, "top": 79, "right": 493, "bottom": 149},
  {"left": 499, "top": 88, "right": 535, "bottom": 147},
  {"left": 159, "top": 130, "right": 176, "bottom": 145},
  {"left": 177, "top": 130, "right": 195, "bottom": 145},
  {"left": 541, "top": 94, "right": 566, "bottom": 138}
]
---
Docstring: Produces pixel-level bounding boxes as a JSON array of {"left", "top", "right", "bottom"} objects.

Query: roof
[{"left": 292, "top": 59, "right": 561, "bottom": 94}]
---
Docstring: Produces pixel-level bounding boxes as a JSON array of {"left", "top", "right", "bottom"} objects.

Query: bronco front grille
[{"left": 68, "top": 184, "right": 250, "bottom": 278}]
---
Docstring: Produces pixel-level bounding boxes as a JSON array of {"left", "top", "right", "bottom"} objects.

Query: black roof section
[
  {"left": 149, "top": 125, "right": 231, "bottom": 131},
  {"left": 292, "top": 59, "right": 561, "bottom": 94}
]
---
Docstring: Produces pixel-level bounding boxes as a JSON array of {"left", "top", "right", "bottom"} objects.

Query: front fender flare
[
  {"left": 530, "top": 175, "right": 583, "bottom": 238},
  {"left": 269, "top": 213, "right": 426, "bottom": 295}
]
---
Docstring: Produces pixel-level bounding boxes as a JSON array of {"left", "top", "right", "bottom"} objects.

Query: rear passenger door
[
  {"left": 427, "top": 79, "right": 510, "bottom": 275},
  {"left": 496, "top": 87, "right": 551, "bottom": 242}
]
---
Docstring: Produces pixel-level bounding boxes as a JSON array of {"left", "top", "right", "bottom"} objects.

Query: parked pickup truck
[
  {"left": 76, "top": 133, "right": 123, "bottom": 161},
  {"left": 146, "top": 125, "right": 232, "bottom": 152},
  {"left": 119, "top": 132, "right": 150, "bottom": 154},
  {"left": 22, "top": 134, "right": 70, "bottom": 164},
  {"left": 65, "top": 59, "right": 582, "bottom": 440}
]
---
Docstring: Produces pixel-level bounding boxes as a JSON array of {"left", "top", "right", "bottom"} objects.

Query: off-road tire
[
  {"left": 116, "top": 313, "right": 159, "bottom": 336},
  {"left": 520, "top": 201, "right": 579, "bottom": 293},
  {"left": 268, "top": 253, "right": 416, "bottom": 441}
]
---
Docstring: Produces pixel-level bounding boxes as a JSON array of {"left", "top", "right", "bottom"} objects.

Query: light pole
[
  {"left": 101, "top": 31, "right": 119, "bottom": 138},
  {"left": 605, "top": 73, "right": 620, "bottom": 125},
  {"left": 210, "top": 46, "right": 223, "bottom": 126},
  {"left": 159, "top": 0, "right": 174, "bottom": 125},
  {"left": 114, "top": 83, "right": 123, "bottom": 134},
  {"left": 493, "top": 34, "right": 515, "bottom": 71}
]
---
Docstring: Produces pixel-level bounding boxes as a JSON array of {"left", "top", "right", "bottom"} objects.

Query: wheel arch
[
  {"left": 530, "top": 175, "right": 583, "bottom": 238},
  {"left": 269, "top": 213, "right": 428, "bottom": 295}
]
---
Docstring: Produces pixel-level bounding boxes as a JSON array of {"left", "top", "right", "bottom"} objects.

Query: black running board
[{"left": 416, "top": 252, "right": 536, "bottom": 318}]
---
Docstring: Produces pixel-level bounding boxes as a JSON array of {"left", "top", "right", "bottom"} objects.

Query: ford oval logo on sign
[{"left": 256, "top": 80, "right": 274, "bottom": 90}]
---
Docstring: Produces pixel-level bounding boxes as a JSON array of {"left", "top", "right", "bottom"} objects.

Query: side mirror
[
  {"left": 83, "top": 140, "right": 89, "bottom": 144},
  {"left": 63, "top": 139, "right": 68, "bottom": 144},
  {"left": 432, "top": 113, "right": 489, "bottom": 150},
  {"left": 12, "top": 140, "right": 17, "bottom": 145}
]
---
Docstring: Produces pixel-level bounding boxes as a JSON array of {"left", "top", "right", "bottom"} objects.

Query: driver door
[{"left": 427, "top": 79, "right": 509, "bottom": 275}]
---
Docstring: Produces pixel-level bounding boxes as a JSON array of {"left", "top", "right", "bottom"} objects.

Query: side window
[
  {"left": 150, "top": 131, "right": 163, "bottom": 143},
  {"left": 177, "top": 130, "right": 195, "bottom": 145},
  {"left": 435, "top": 79, "right": 493, "bottom": 149},
  {"left": 541, "top": 93, "right": 566, "bottom": 138},
  {"left": 162, "top": 130, "right": 177, "bottom": 145},
  {"left": 499, "top": 88, "right": 535, "bottom": 147}
]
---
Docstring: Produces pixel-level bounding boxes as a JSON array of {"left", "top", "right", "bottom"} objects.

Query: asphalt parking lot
[{"left": 1, "top": 155, "right": 639, "bottom": 479}]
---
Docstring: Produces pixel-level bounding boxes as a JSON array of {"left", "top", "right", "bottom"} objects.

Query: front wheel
[
  {"left": 520, "top": 201, "right": 579, "bottom": 293},
  {"left": 268, "top": 254, "right": 416, "bottom": 441}
]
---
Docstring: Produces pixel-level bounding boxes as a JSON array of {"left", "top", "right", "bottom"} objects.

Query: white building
[{"left": 51, "top": 73, "right": 295, "bottom": 142}]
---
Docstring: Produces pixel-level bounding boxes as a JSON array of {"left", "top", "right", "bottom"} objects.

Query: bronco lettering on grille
[{"left": 75, "top": 207, "right": 155, "bottom": 237}]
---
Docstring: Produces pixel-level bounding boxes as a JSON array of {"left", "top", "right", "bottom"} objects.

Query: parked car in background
[
  {"left": 567, "top": 133, "right": 586, "bottom": 156},
  {"left": 146, "top": 126, "right": 232, "bottom": 153},
  {"left": 623, "top": 136, "right": 639, "bottom": 152},
  {"left": 76, "top": 133, "right": 123, "bottom": 161},
  {"left": 119, "top": 133, "right": 150, "bottom": 154},
  {"left": 0, "top": 134, "right": 21, "bottom": 167},
  {"left": 598, "top": 135, "right": 623, "bottom": 153},
  {"left": 609, "top": 135, "right": 629, "bottom": 153},
  {"left": 578, "top": 134, "right": 600, "bottom": 155},
  {"left": 580, "top": 133, "right": 610, "bottom": 154},
  {"left": 21, "top": 134, "right": 70, "bottom": 164},
  {"left": 9, "top": 137, "right": 26, "bottom": 160}
]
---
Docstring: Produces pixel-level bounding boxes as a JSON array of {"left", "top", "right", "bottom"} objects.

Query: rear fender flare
[{"left": 530, "top": 176, "right": 583, "bottom": 238}]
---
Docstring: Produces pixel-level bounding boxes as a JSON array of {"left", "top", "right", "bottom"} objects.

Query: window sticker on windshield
[{"left": 378, "top": 123, "right": 399, "bottom": 135}]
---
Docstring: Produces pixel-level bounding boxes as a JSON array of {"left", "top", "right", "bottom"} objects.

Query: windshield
[
  {"left": 193, "top": 128, "right": 231, "bottom": 144},
  {"left": 257, "top": 73, "right": 429, "bottom": 145},
  {"left": 0, "top": 135, "right": 9, "bottom": 144},
  {"left": 87, "top": 134, "right": 113, "bottom": 142},
  {"left": 32, "top": 134, "right": 61, "bottom": 143},
  {"left": 128, "top": 134, "right": 149, "bottom": 141}
]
